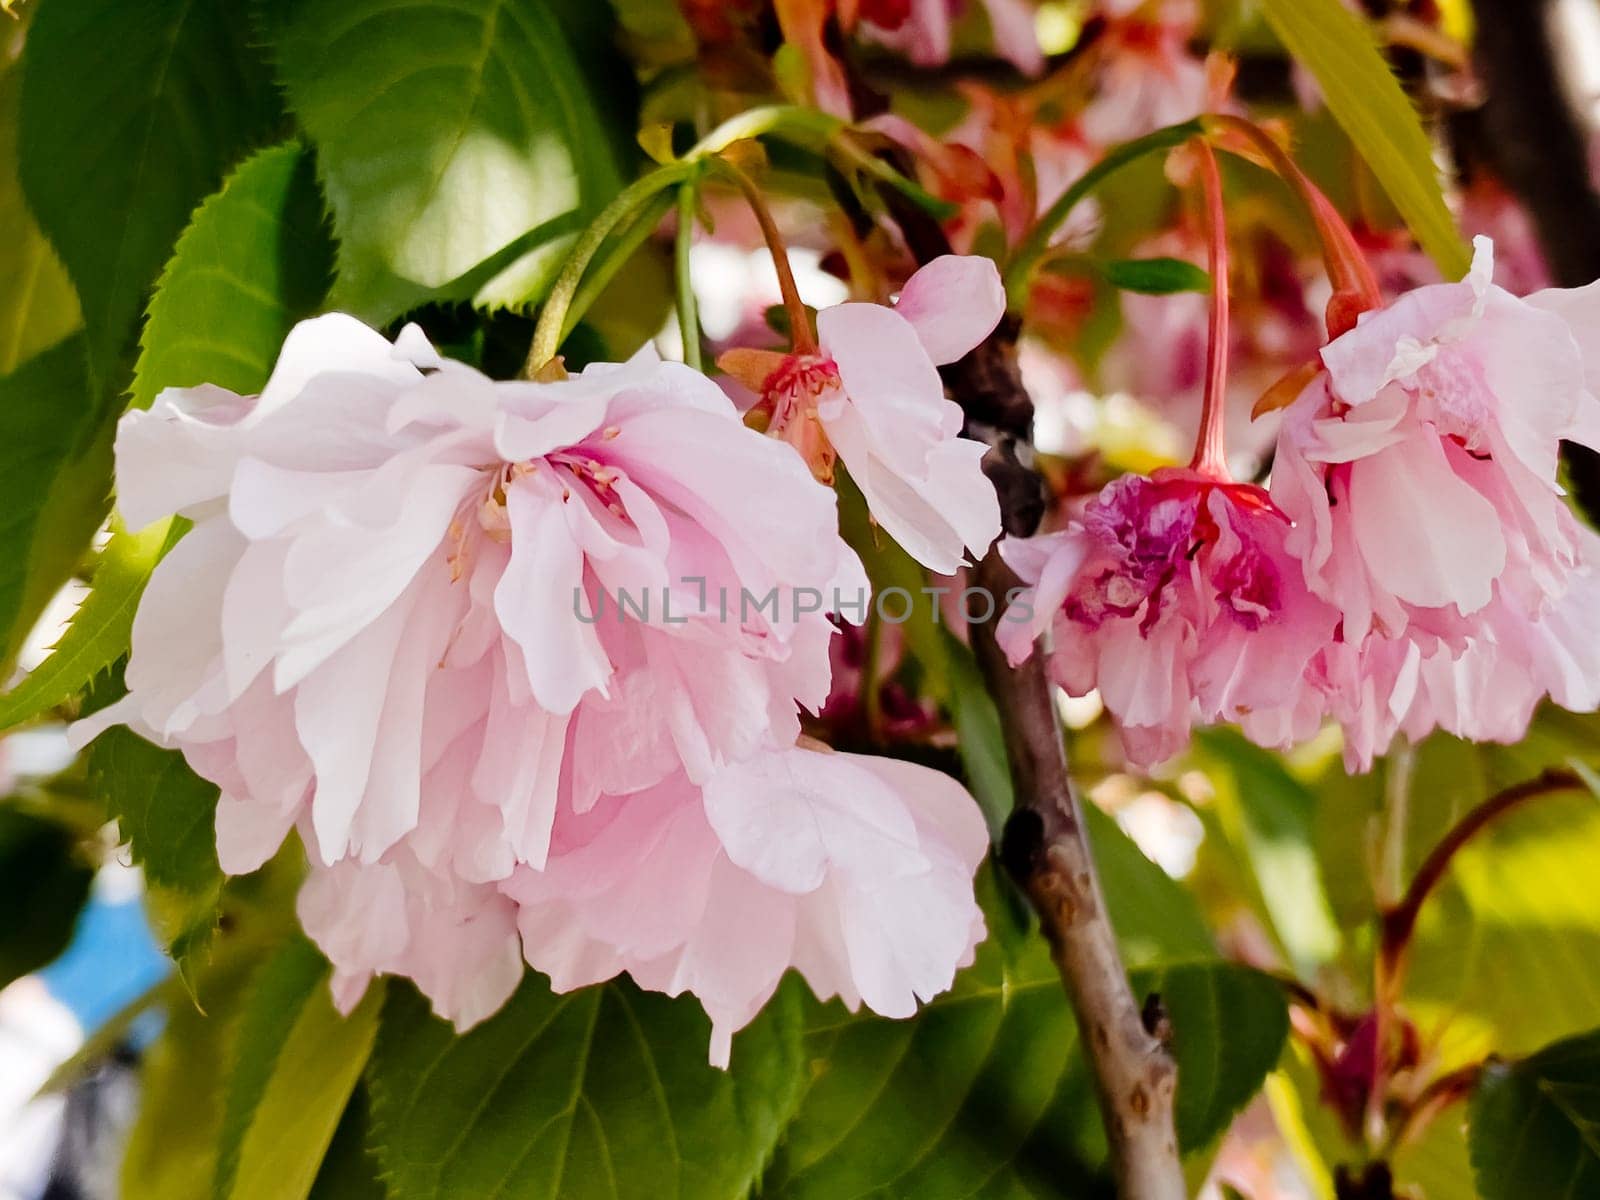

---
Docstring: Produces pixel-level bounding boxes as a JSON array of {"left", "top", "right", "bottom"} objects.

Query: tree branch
[{"left": 884, "top": 183, "right": 1185, "bottom": 1199}]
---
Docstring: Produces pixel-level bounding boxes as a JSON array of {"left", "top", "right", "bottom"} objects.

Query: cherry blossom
[
  {"left": 999, "top": 471, "right": 1337, "bottom": 765},
  {"left": 506, "top": 743, "right": 989, "bottom": 1066},
  {"left": 1272, "top": 237, "right": 1600, "bottom": 763},
  {"left": 722, "top": 255, "right": 1004, "bottom": 573},
  {"left": 75, "top": 313, "right": 861, "bottom": 887}
]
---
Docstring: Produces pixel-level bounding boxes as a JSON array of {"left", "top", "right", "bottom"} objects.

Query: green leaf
[
  {"left": 269, "top": 0, "right": 626, "bottom": 321},
  {"left": 0, "top": 334, "right": 111, "bottom": 673},
  {"left": 215, "top": 937, "right": 384, "bottom": 1200},
  {"left": 86, "top": 726, "right": 223, "bottom": 975},
  {"left": 761, "top": 910, "right": 1284, "bottom": 1197},
  {"left": 1470, "top": 1028, "right": 1600, "bottom": 1200},
  {"left": 88, "top": 727, "right": 221, "bottom": 897},
  {"left": 1101, "top": 257, "right": 1211, "bottom": 295},
  {"left": 0, "top": 518, "right": 180, "bottom": 734},
  {"left": 18, "top": 0, "right": 282, "bottom": 386},
  {"left": 1194, "top": 729, "right": 1341, "bottom": 973},
  {"left": 131, "top": 140, "right": 334, "bottom": 412},
  {"left": 0, "top": 807, "right": 93, "bottom": 989},
  {"left": 1257, "top": 0, "right": 1471, "bottom": 277},
  {"left": 366, "top": 972, "right": 806, "bottom": 1200},
  {"left": 0, "top": 28, "right": 80, "bottom": 375}
]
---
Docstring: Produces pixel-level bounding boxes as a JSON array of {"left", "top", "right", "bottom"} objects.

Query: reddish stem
[
  {"left": 1206, "top": 114, "right": 1383, "bottom": 336},
  {"left": 717, "top": 159, "right": 819, "bottom": 355},
  {"left": 1190, "top": 137, "right": 1232, "bottom": 479}
]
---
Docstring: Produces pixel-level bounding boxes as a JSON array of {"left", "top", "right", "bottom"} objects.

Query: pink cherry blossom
[
  {"left": 1272, "top": 237, "right": 1600, "bottom": 765},
  {"left": 735, "top": 255, "right": 1004, "bottom": 574},
  {"left": 506, "top": 743, "right": 989, "bottom": 1066},
  {"left": 298, "top": 850, "right": 524, "bottom": 1030},
  {"left": 999, "top": 470, "right": 1339, "bottom": 766},
  {"left": 857, "top": 0, "right": 1044, "bottom": 77},
  {"left": 73, "top": 315, "right": 874, "bottom": 1024}
]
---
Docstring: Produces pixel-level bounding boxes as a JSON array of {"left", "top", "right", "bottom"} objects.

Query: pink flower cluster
[
  {"left": 1002, "top": 238, "right": 1600, "bottom": 770},
  {"left": 77, "top": 259, "right": 1006, "bottom": 1062}
]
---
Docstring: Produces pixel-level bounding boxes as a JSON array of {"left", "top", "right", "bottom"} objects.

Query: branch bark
[{"left": 883, "top": 182, "right": 1185, "bottom": 1198}]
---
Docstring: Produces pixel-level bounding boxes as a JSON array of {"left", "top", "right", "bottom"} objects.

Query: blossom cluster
[
  {"left": 1002, "top": 238, "right": 1600, "bottom": 770},
  {"left": 77, "top": 258, "right": 1006, "bottom": 1062}
]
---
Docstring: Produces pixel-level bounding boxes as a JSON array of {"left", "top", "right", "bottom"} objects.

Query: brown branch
[
  {"left": 1378, "top": 767, "right": 1586, "bottom": 982},
  {"left": 883, "top": 183, "right": 1185, "bottom": 1199}
]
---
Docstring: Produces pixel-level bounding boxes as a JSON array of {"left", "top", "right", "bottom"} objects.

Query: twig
[{"left": 882, "top": 177, "right": 1186, "bottom": 1199}]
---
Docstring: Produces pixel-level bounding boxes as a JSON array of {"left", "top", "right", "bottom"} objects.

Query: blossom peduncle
[
  {"left": 1190, "top": 137, "right": 1232, "bottom": 479},
  {"left": 1204, "top": 114, "right": 1382, "bottom": 337},
  {"left": 715, "top": 157, "right": 819, "bottom": 355}
]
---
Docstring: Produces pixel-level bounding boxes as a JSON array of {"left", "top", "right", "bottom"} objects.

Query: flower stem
[
  {"left": 1004, "top": 118, "right": 1205, "bottom": 311},
  {"left": 713, "top": 158, "right": 818, "bottom": 355},
  {"left": 676, "top": 181, "right": 703, "bottom": 371},
  {"left": 1204, "top": 114, "right": 1382, "bottom": 335},
  {"left": 524, "top": 161, "right": 696, "bottom": 376},
  {"left": 1190, "top": 137, "right": 1232, "bottom": 479}
]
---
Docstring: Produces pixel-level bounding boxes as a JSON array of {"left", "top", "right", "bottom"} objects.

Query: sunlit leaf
[
  {"left": 215, "top": 937, "right": 383, "bottom": 1200},
  {"left": 131, "top": 141, "right": 333, "bottom": 412},
  {"left": 268, "top": 0, "right": 626, "bottom": 320},
  {"left": 1257, "top": 0, "right": 1470, "bottom": 277}
]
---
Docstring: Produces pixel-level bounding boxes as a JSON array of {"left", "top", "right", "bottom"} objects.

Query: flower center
[{"left": 757, "top": 353, "right": 841, "bottom": 483}]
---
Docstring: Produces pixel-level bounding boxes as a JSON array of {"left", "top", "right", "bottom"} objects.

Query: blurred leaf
[
  {"left": 269, "top": 0, "right": 625, "bottom": 321},
  {"left": 1405, "top": 787, "right": 1600, "bottom": 1068},
  {"left": 1256, "top": 0, "right": 1471, "bottom": 278},
  {"left": 0, "top": 518, "right": 179, "bottom": 734},
  {"left": 1196, "top": 729, "right": 1341, "bottom": 973},
  {"left": 1470, "top": 1028, "right": 1600, "bottom": 1200},
  {"left": 216, "top": 937, "right": 383, "bottom": 1200},
  {"left": 0, "top": 334, "right": 110, "bottom": 673},
  {"left": 131, "top": 140, "right": 333, "bottom": 411},
  {"left": 1100, "top": 257, "right": 1211, "bottom": 295},
  {"left": 366, "top": 972, "right": 806, "bottom": 1200},
  {"left": 944, "top": 629, "right": 1013, "bottom": 840},
  {"left": 124, "top": 969, "right": 245, "bottom": 1200},
  {"left": 18, "top": 0, "right": 282, "bottom": 387},
  {"left": 761, "top": 886, "right": 1283, "bottom": 1198},
  {"left": 0, "top": 807, "right": 93, "bottom": 990},
  {"left": 1084, "top": 802, "right": 1215, "bottom": 967},
  {"left": 0, "top": 28, "right": 80, "bottom": 374}
]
